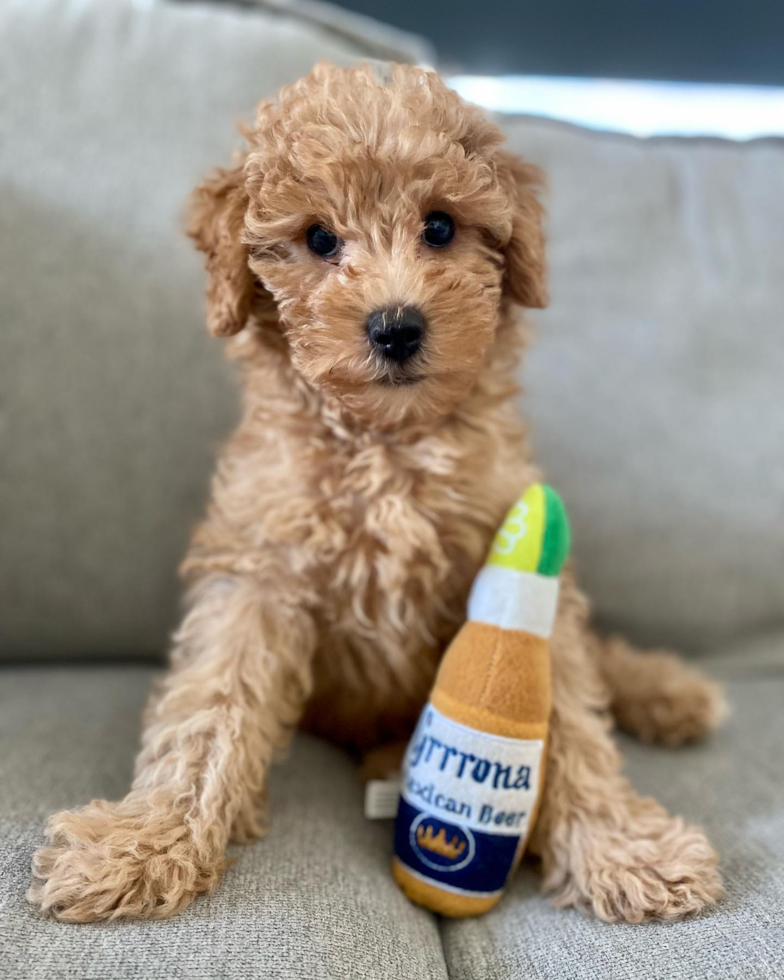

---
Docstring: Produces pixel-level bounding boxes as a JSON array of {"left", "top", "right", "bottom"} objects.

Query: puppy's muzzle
[{"left": 366, "top": 306, "right": 425, "bottom": 363}]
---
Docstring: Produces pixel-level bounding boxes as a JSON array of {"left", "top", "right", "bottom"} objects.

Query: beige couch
[{"left": 2, "top": 2, "right": 783, "bottom": 977}]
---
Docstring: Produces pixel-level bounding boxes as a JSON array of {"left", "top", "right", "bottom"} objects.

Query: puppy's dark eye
[
  {"left": 307, "top": 224, "right": 340, "bottom": 258},
  {"left": 422, "top": 212, "right": 455, "bottom": 248}
]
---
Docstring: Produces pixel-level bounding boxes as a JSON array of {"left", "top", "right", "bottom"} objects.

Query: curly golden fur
[{"left": 29, "top": 62, "right": 725, "bottom": 924}]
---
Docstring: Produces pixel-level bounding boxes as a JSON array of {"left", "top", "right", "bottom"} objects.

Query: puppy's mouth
[
  {"left": 376, "top": 372, "right": 425, "bottom": 388},
  {"left": 370, "top": 355, "right": 426, "bottom": 388}
]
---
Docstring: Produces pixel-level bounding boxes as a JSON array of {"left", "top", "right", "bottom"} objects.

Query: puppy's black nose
[{"left": 366, "top": 306, "right": 425, "bottom": 363}]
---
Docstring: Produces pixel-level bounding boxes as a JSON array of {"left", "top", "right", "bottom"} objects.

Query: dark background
[{"left": 335, "top": 0, "right": 784, "bottom": 84}]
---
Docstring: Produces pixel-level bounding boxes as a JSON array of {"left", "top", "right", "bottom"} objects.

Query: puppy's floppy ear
[
  {"left": 497, "top": 151, "right": 548, "bottom": 309},
  {"left": 187, "top": 160, "right": 255, "bottom": 337}
]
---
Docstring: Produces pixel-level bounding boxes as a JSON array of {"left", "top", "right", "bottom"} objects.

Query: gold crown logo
[{"left": 416, "top": 824, "right": 466, "bottom": 860}]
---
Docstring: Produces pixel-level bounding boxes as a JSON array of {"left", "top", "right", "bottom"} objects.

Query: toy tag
[{"left": 364, "top": 777, "right": 402, "bottom": 819}]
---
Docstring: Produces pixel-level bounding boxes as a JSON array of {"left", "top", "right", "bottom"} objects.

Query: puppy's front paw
[
  {"left": 543, "top": 812, "right": 723, "bottom": 923},
  {"left": 28, "top": 798, "right": 222, "bottom": 921}
]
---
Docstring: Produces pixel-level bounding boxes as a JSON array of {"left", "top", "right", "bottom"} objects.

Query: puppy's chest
[
  {"left": 301, "top": 440, "right": 517, "bottom": 643},
  {"left": 320, "top": 464, "right": 473, "bottom": 588}
]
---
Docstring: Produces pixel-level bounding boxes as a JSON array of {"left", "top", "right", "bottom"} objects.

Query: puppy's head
[{"left": 189, "top": 62, "right": 546, "bottom": 427}]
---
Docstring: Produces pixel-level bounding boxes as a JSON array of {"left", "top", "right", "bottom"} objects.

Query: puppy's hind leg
[
  {"left": 589, "top": 632, "right": 727, "bottom": 746},
  {"left": 29, "top": 574, "right": 317, "bottom": 922}
]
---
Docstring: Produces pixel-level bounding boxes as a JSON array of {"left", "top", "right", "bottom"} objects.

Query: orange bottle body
[{"left": 392, "top": 624, "right": 551, "bottom": 916}]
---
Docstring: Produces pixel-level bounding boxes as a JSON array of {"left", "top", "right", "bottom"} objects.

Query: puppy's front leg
[
  {"left": 529, "top": 578, "right": 723, "bottom": 922},
  {"left": 29, "top": 574, "right": 316, "bottom": 922}
]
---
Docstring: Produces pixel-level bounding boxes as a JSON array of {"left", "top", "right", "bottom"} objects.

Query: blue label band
[{"left": 394, "top": 798, "right": 521, "bottom": 896}]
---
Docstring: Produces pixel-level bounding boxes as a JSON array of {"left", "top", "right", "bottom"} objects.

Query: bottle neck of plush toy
[
  {"left": 429, "top": 483, "right": 569, "bottom": 740},
  {"left": 468, "top": 482, "right": 569, "bottom": 636}
]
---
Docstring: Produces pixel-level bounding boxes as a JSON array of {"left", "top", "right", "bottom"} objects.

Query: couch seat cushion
[
  {"left": 0, "top": 666, "right": 446, "bottom": 980},
  {"left": 2, "top": 634, "right": 783, "bottom": 979},
  {"left": 441, "top": 630, "right": 784, "bottom": 979}
]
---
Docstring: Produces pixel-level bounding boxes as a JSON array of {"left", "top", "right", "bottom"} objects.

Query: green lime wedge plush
[{"left": 487, "top": 484, "right": 570, "bottom": 577}]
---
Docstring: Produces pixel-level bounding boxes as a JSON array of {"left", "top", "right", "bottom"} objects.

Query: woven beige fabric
[
  {"left": 441, "top": 631, "right": 784, "bottom": 979},
  {"left": 2, "top": 634, "right": 783, "bottom": 978},
  {"left": 505, "top": 116, "right": 784, "bottom": 652},
  {"left": 0, "top": 666, "right": 447, "bottom": 980}
]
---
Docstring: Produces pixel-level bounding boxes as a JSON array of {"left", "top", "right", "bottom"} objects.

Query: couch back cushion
[
  {"left": 2, "top": 2, "right": 782, "bottom": 659},
  {"left": 503, "top": 117, "right": 784, "bottom": 651},
  {"left": 0, "top": 0, "right": 429, "bottom": 659}
]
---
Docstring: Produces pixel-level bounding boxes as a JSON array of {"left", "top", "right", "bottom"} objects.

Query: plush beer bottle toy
[{"left": 392, "top": 484, "right": 570, "bottom": 917}]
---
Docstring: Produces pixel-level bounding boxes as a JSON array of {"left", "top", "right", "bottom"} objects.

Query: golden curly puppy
[{"left": 30, "top": 62, "right": 725, "bottom": 924}]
